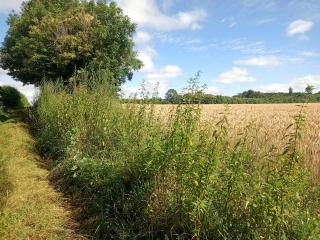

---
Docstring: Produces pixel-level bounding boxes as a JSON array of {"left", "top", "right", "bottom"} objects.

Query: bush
[
  {"left": 32, "top": 71, "right": 320, "bottom": 239},
  {"left": 0, "top": 85, "right": 30, "bottom": 110}
]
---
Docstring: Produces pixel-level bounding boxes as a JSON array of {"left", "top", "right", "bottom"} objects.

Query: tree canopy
[
  {"left": 0, "top": 0, "right": 143, "bottom": 86},
  {"left": 305, "top": 84, "right": 316, "bottom": 94},
  {"left": 165, "top": 89, "right": 180, "bottom": 104}
]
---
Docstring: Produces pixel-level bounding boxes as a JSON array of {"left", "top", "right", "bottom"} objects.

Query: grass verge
[{"left": 0, "top": 112, "right": 83, "bottom": 239}]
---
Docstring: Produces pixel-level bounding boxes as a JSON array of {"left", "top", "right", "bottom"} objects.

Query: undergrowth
[{"left": 31, "top": 70, "right": 320, "bottom": 239}]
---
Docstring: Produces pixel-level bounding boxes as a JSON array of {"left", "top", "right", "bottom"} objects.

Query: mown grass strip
[{"left": 0, "top": 114, "right": 83, "bottom": 240}]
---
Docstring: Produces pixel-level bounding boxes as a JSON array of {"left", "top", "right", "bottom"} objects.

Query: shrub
[{"left": 0, "top": 85, "right": 30, "bottom": 110}]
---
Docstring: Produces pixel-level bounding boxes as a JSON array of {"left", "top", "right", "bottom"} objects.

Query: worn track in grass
[{"left": 0, "top": 114, "right": 86, "bottom": 240}]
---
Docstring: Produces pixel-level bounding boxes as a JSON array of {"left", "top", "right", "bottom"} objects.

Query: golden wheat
[{"left": 155, "top": 103, "right": 320, "bottom": 179}]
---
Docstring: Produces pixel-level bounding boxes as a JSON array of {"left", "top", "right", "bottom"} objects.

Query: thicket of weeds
[{"left": 32, "top": 70, "right": 320, "bottom": 239}]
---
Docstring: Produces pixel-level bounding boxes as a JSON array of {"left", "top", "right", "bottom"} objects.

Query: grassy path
[{"left": 0, "top": 114, "right": 84, "bottom": 239}]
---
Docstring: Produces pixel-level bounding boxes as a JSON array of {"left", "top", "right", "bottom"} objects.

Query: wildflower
[{"left": 194, "top": 180, "right": 199, "bottom": 187}]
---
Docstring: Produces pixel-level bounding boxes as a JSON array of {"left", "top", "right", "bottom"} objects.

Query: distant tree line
[{"left": 121, "top": 85, "right": 320, "bottom": 104}]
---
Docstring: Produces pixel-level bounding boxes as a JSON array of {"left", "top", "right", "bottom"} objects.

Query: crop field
[
  {"left": 202, "top": 104, "right": 320, "bottom": 178},
  {"left": 155, "top": 103, "right": 320, "bottom": 178}
]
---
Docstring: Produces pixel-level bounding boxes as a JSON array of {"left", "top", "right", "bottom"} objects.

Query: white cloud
[
  {"left": 0, "top": 68, "right": 8, "bottom": 75},
  {"left": 255, "top": 75, "right": 320, "bottom": 93},
  {"left": 121, "top": 85, "right": 140, "bottom": 97},
  {"left": 0, "top": 0, "right": 22, "bottom": 12},
  {"left": 134, "top": 31, "right": 157, "bottom": 72},
  {"left": 299, "top": 51, "right": 319, "bottom": 57},
  {"left": 121, "top": 65, "right": 183, "bottom": 97},
  {"left": 205, "top": 86, "right": 224, "bottom": 95},
  {"left": 134, "top": 31, "right": 152, "bottom": 44},
  {"left": 290, "top": 75, "right": 320, "bottom": 90},
  {"left": 221, "top": 18, "right": 226, "bottom": 23},
  {"left": 286, "top": 19, "right": 313, "bottom": 36},
  {"left": 234, "top": 56, "right": 282, "bottom": 66},
  {"left": 115, "top": 0, "right": 207, "bottom": 31},
  {"left": 213, "top": 67, "right": 257, "bottom": 84},
  {"left": 161, "top": 0, "right": 175, "bottom": 12},
  {"left": 144, "top": 65, "right": 183, "bottom": 94},
  {"left": 137, "top": 46, "right": 158, "bottom": 72},
  {"left": 254, "top": 83, "right": 288, "bottom": 93}
]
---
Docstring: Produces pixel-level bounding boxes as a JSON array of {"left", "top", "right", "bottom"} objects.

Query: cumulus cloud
[
  {"left": 286, "top": 19, "right": 313, "bottom": 36},
  {"left": 234, "top": 56, "right": 282, "bottom": 66},
  {"left": 299, "top": 51, "right": 319, "bottom": 57},
  {"left": 255, "top": 75, "right": 320, "bottom": 93},
  {"left": 212, "top": 67, "right": 257, "bottom": 84},
  {"left": 254, "top": 83, "right": 288, "bottom": 93},
  {"left": 144, "top": 65, "right": 183, "bottom": 94},
  {"left": 205, "top": 86, "right": 224, "bottom": 95},
  {"left": 137, "top": 46, "right": 158, "bottom": 72},
  {"left": 121, "top": 65, "right": 183, "bottom": 97},
  {"left": 115, "top": 0, "right": 207, "bottom": 31},
  {"left": 133, "top": 31, "right": 158, "bottom": 72},
  {"left": 134, "top": 31, "right": 152, "bottom": 45},
  {"left": 121, "top": 85, "right": 141, "bottom": 97}
]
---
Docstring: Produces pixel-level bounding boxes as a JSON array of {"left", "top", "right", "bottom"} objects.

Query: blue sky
[{"left": 1, "top": 0, "right": 320, "bottom": 101}]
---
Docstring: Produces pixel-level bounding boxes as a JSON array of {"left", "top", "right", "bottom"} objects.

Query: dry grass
[{"left": 0, "top": 118, "right": 85, "bottom": 240}]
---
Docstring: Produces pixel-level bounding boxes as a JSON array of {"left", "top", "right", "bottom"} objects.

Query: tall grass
[{"left": 32, "top": 71, "right": 320, "bottom": 239}]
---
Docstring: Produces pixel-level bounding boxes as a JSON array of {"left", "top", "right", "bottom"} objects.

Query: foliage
[
  {"left": 165, "top": 89, "right": 180, "bottom": 104},
  {"left": 31, "top": 71, "right": 320, "bottom": 239},
  {"left": 123, "top": 86, "right": 320, "bottom": 104},
  {"left": 305, "top": 84, "right": 316, "bottom": 94},
  {"left": 0, "top": 0, "right": 143, "bottom": 87},
  {"left": 0, "top": 85, "right": 30, "bottom": 110},
  {"left": 289, "top": 87, "right": 293, "bottom": 95}
]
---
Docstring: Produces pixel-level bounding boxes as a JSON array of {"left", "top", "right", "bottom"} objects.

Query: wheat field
[
  {"left": 205, "top": 104, "right": 320, "bottom": 179},
  {"left": 156, "top": 103, "right": 320, "bottom": 179}
]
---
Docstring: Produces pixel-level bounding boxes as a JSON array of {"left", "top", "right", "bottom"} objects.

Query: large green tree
[
  {"left": 0, "top": 0, "right": 143, "bottom": 86},
  {"left": 305, "top": 84, "right": 316, "bottom": 94},
  {"left": 165, "top": 89, "right": 180, "bottom": 104}
]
